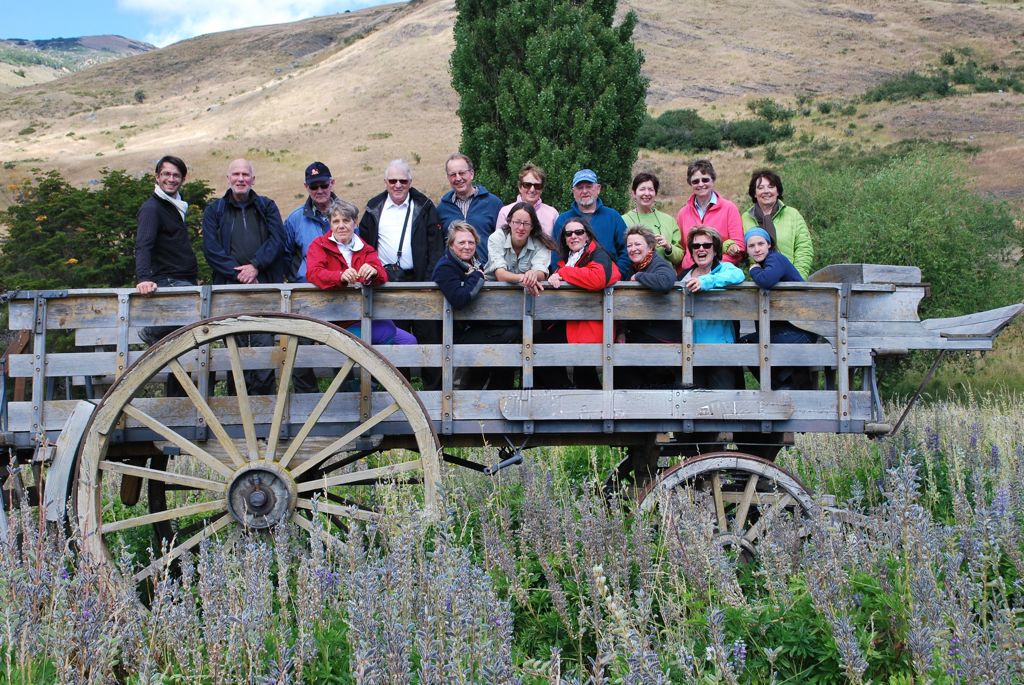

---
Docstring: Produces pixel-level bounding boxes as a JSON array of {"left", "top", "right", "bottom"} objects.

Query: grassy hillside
[{"left": 1, "top": 0, "right": 1022, "bottom": 215}]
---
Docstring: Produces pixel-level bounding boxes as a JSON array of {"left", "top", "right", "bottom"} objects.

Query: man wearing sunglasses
[
  {"left": 284, "top": 162, "right": 337, "bottom": 284},
  {"left": 551, "top": 168, "right": 629, "bottom": 274},
  {"left": 357, "top": 159, "right": 444, "bottom": 283}
]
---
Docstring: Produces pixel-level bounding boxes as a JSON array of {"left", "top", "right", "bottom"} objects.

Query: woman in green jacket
[{"left": 741, "top": 169, "right": 814, "bottom": 279}]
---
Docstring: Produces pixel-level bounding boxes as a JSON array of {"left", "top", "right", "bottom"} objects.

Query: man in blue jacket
[
  {"left": 202, "top": 158, "right": 287, "bottom": 395},
  {"left": 551, "top": 169, "right": 629, "bottom": 274},
  {"left": 436, "top": 153, "right": 502, "bottom": 263},
  {"left": 284, "top": 161, "right": 336, "bottom": 283}
]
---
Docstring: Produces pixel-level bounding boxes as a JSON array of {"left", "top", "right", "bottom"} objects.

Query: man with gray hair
[
  {"left": 357, "top": 159, "right": 443, "bottom": 281},
  {"left": 437, "top": 152, "right": 503, "bottom": 262},
  {"left": 357, "top": 159, "right": 444, "bottom": 389}
]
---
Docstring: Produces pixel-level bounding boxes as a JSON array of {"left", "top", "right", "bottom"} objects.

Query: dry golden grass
[{"left": 0, "top": 0, "right": 1022, "bottom": 218}]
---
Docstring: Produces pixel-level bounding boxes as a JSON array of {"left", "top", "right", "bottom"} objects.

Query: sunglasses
[
  {"left": 386, "top": 178, "right": 410, "bottom": 185},
  {"left": 690, "top": 177, "right": 713, "bottom": 186},
  {"left": 308, "top": 181, "right": 331, "bottom": 190},
  {"left": 690, "top": 242, "right": 714, "bottom": 251},
  {"left": 564, "top": 228, "right": 587, "bottom": 237},
  {"left": 519, "top": 181, "right": 543, "bottom": 190}
]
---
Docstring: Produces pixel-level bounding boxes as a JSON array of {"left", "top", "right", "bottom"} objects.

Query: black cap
[{"left": 304, "top": 162, "right": 332, "bottom": 185}]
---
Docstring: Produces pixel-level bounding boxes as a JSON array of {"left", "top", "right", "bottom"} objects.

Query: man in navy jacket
[{"left": 436, "top": 153, "right": 502, "bottom": 263}]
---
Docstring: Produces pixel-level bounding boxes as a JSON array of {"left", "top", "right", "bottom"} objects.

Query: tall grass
[{"left": 2, "top": 392, "right": 1023, "bottom": 682}]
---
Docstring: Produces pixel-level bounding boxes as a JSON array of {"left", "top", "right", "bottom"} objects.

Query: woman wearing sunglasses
[
  {"left": 679, "top": 226, "right": 744, "bottom": 389},
  {"left": 495, "top": 163, "right": 559, "bottom": 236},
  {"left": 675, "top": 158, "right": 745, "bottom": 273},
  {"left": 539, "top": 216, "right": 621, "bottom": 388}
]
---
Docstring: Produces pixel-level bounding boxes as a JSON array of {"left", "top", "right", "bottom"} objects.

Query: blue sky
[{"left": 4, "top": 0, "right": 383, "bottom": 48}]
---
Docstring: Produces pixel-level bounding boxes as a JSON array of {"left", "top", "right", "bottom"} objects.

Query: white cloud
[{"left": 118, "top": 0, "right": 374, "bottom": 47}]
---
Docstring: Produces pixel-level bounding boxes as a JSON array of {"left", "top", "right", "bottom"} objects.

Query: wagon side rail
[{"left": 2, "top": 273, "right": 1020, "bottom": 448}]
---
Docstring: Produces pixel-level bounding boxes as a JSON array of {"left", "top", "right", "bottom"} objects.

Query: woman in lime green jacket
[
  {"left": 741, "top": 169, "right": 814, "bottom": 279},
  {"left": 622, "top": 172, "right": 684, "bottom": 268}
]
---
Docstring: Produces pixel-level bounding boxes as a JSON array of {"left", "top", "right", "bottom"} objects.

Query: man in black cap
[
  {"left": 284, "top": 161, "right": 337, "bottom": 393},
  {"left": 285, "top": 161, "right": 337, "bottom": 283}
]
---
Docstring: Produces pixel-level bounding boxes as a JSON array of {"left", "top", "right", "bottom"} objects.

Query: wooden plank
[
  {"left": 809, "top": 263, "right": 921, "bottom": 285},
  {"left": 498, "top": 389, "right": 796, "bottom": 421}
]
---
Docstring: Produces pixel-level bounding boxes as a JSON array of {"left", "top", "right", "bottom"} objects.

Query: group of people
[{"left": 135, "top": 153, "right": 815, "bottom": 392}]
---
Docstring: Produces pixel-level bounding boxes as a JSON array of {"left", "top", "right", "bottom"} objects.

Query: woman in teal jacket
[
  {"left": 679, "top": 226, "right": 744, "bottom": 388},
  {"left": 741, "top": 169, "right": 814, "bottom": 279}
]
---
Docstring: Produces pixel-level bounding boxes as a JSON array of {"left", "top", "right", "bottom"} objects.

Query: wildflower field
[{"left": 2, "top": 393, "right": 1023, "bottom": 684}]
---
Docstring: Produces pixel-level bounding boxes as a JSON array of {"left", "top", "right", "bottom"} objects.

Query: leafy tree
[
  {"left": 0, "top": 169, "right": 213, "bottom": 292},
  {"left": 450, "top": 0, "right": 648, "bottom": 210}
]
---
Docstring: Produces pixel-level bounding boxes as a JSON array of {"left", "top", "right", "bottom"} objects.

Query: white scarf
[
  {"left": 566, "top": 247, "right": 586, "bottom": 267},
  {"left": 329, "top": 232, "right": 364, "bottom": 265},
  {"left": 154, "top": 185, "right": 188, "bottom": 221}
]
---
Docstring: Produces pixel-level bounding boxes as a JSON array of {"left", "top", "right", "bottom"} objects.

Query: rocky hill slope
[{"left": 1, "top": 0, "right": 1022, "bottom": 215}]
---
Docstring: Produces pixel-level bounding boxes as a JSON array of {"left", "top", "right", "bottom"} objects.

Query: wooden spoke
[
  {"left": 278, "top": 359, "right": 355, "bottom": 469},
  {"left": 132, "top": 513, "right": 232, "bottom": 583},
  {"left": 265, "top": 334, "right": 300, "bottom": 460},
  {"left": 168, "top": 359, "right": 246, "bottom": 467},
  {"left": 101, "top": 499, "right": 226, "bottom": 534},
  {"left": 99, "top": 460, "right": 226, "bottom": 493},
  {"left": 744, "top": 493, "right": 795, "bottom": 543},
  {"left": 120, "top": 403, "right": 235, "bottom": 479},
  {"left": 711, "top": 472, "right": 728, "bottom": 532},
  {"left": 296, "top": 457, "right": 421, "bottom": 493},
  {"left": 290, "top": 402, "right": 400, "bottom": 480},
  {"left": 732, "top": 474, "right": 759, "bottom": 535},
  {"left": 225, "top": 334, "right": 259, "bottom": 461},
  {"left": 295, "top": 498, "right": 381, "bottom": 523}
]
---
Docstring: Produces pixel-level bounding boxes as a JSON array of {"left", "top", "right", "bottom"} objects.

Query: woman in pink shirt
[
  {"left": 496, "top": 163, "right": 559, "bottom": 236},
  {"left": 674, "top": 158, "right": 745, "bottom": 273}
]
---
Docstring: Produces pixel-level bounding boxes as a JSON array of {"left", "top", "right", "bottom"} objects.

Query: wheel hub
[{"left": 226, "top": 462, "right": 297, "bottom": 529}]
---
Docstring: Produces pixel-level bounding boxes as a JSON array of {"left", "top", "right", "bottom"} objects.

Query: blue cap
[
  {"left": 744, "top": 227, "right": 772, "bottom": 245},
  {"left": 571, "top": 168, "right": 599, "bottom": 187}
]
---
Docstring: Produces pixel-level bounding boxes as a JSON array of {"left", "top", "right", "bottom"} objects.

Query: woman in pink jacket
[{"left": 674, "top": 158, "right": 745, "bottom": 273}]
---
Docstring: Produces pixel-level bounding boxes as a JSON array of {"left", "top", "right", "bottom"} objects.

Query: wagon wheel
[
  {"left": 638, "top": 451, "right": 817, "bottom": 561},
  {"left": 75, "top": 314, "right": 440, "bottom": 584}
]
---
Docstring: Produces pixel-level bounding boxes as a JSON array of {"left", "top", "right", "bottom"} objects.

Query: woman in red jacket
[
  {"left": 541, "top": 216, "right": 621, "bottom": 388},
  {"left": 306, "top": 198, "right": 415, "bottom": 345}
]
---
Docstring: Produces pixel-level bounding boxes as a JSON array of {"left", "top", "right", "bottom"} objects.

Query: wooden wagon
[{"left": 1, "top": 264, "right": 1019, "bottom": 581}]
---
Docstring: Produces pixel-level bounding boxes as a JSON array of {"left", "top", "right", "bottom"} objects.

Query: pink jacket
[{"left": 675, "top": 193, "right": 745, "bottom": 271}]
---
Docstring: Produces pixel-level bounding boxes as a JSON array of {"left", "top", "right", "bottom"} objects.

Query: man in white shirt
[{"left": 357, "top": 159, "right": 443, "bottom": 282}]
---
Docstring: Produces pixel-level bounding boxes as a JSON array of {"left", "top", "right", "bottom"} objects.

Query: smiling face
[
  {"left": 563, "top": 220, "right": 589, "bottom": 252},
  {"left": 631, "top": 180, "right": 657, "bottom": 213},
  {"left": 747, "top": 235, "right": 771, "bottom": 263},
  {"left": 156, "top": 161, "right": 184, "bottom": 195},
  {"left": 330, "top": 213, "right": 355, "bottom": 244},
  {"left": 689, "top": 236, "right": 715, "bottom": 268},
  {"left": 227, "top": 159, "right": 255, "bottom": 200},
  {"left": 450, "top": 229, "right": 477, "bottom": 261},
  {"left": 689, "top": 170, "right": 715, "bottom": 203},
  {"left": 754, "top": 176, "right": 779, "bottom": 209},
  {"left": 509, "top": 208, "right": 533, "bottom": 246},
  {"left": 572, "top": 181, "right": 600, "bottom": 213},
  {"left": 626, "top": 234, "right": 652, "bottom": 264},
  {"left": 446, "top": 158, "right": 475, "bottom": 198},
  {"left": 385, "top": 163, "right": 412, "bottom": 205},
  {"left": 519, "top": 172, "right": 543, "bottom": 204}
]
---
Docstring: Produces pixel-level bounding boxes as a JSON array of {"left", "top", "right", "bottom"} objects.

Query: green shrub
[
  {"left": 746, "top": 97, "right": 795, "bottom": 122},
  {"left": 721, "top": 119, "right": 794, "bottom": 147},
  {"left": 637, "top": 109, "right": 722, "bottom": 152},
  {"left": 782, "top": 146, "right": 1023, "bottom": 319},
  {"left": 817, "top": 101, "right": 834, "bottom": 115},
  {"left": 864, "top": 70, "right": 951, "bottom": 102}
]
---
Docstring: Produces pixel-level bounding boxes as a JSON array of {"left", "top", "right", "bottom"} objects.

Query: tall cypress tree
[{"left": 450, "top": 0, "right": 648, "bottom": 211}]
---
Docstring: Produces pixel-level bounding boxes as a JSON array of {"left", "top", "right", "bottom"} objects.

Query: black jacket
[
  {"left": 202, "top": 190, "right": 287, "bottom": 285},
  {"left": 358, "top": 187, "right": 444, "bottom": 282},
  {"left": 135, "top": 193, "right": 198, "bottom": 283}
]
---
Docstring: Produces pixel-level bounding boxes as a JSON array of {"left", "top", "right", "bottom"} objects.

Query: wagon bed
[{"left": 2, "top": 264, "right": 1019, "bottom": 580}]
